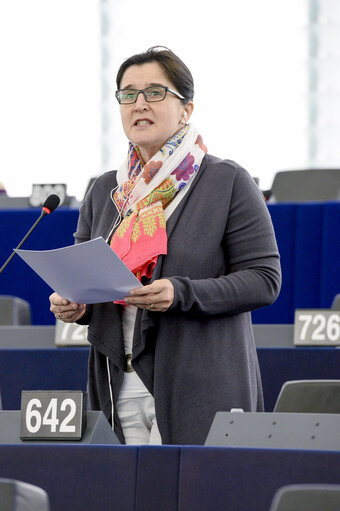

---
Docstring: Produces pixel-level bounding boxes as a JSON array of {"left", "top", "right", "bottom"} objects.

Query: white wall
[
  {"left": 0, "top": 0, "right": 101, "bottom": 200},
  {"left": 0, "top": 0, "right": 308, "bottom": 200}
]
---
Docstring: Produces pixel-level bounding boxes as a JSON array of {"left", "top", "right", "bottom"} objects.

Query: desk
[
  {"left": 0, "top": 323, "right": 294, "bottom": 348},
  {"left": 0, "top": 203, "right": 339, "bottom": 324},
  {"left": 1, "top": 444, "right": 340, "bottom": 511},
  {"left": 1, "top": 348, "right": 340, "bottom": 412},
  {"left": 0, "top": 326, "right": 55, "bottom": 348}
]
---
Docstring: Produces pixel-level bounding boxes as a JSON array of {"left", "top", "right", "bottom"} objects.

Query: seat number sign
[
  {"left": 294, "top": 310, "right": 340, "bottom": 346},
  {"left": 54, "top": 321, "right": 89, "bottom": 346},
  {"left": 29, "top": 184, "right": 67, "bottom": 207},
  {"left": 20, "top": 390, "right": 86, "bottom": 440}
]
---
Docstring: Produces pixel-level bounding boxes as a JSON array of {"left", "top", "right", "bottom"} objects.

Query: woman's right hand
[{"left": 49, "top": 292, "right": 86, "bottom": 323}]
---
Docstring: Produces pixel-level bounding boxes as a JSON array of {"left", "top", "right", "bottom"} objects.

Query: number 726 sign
[{"left": 294, "top": 310, "right": 340, "bottom": 346}]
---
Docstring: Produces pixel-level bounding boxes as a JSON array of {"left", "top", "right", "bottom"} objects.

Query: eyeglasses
[{"left": 115, "top": 85, "right": 185, "bottom": 104}]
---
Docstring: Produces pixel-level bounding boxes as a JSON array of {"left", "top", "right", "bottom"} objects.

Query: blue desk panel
[
  {"left": 1, "top": 348, "right": 340, "bottom": 413},
  {"left": 1, "top": 444, "right": 340, "bottom": 511},
  {"left": 0, "top": 348, "right": 89, "bottom": 410},
  {"left": 253, "top": 202, "right": 340, "bottom": 323},
  {"left": 257, "top": 347, "right": 340, "bottom": 411},
  {"left": 0, "top": 203, "right": 339, "bottom": 324},
  {"left": 0, "top": 445, "right": 137, "bottom": 511},
  {"left": 0, "top": 208, "right": 79, "bottom": 325},
  {"left": 136, "top": 446, "right": 181, "bottom": 511},
  {"left": 178, "top": 447, "right": 340, "bottom": 511}
]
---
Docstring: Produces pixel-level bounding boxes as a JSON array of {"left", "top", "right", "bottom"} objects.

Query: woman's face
[{"left": 119, "top": 61, "right": 193, "bottom": 163}]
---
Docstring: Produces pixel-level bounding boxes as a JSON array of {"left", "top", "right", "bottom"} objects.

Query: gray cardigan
[{"left": 75, "top": 154, "right": 281, "bottom": 444}]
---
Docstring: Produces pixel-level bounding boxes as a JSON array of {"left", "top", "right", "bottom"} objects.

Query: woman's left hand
[{"left": 124, "top": 278, "right": 174, "bottom": 312}]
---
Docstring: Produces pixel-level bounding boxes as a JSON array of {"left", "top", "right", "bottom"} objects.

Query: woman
[{"left": 50, "top": 46, "right": 281, "bottom": 445}]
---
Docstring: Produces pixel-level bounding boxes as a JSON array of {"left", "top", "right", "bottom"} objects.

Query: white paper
[{"left": 15, "top": 236, "right": 142, "bottom": 303}]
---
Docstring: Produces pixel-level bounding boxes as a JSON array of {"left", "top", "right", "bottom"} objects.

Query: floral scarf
[{"left": 110, "top": 124, "right": 208, "bottom": 281}]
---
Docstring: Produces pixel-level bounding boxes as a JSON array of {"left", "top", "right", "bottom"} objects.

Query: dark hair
[{"left": 116, "top": 46, "right": 194, "bottom": 104}]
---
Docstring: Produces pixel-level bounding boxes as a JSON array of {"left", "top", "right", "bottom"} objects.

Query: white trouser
[{"left": 116, "top": 394, "right": 162, "bottom": 445}]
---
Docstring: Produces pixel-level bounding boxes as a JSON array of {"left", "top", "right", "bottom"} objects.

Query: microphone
[
  {"left": 0, "top": 194, "right": 60, "bottom": 274},
  {"left": 41, "top": 193, "right": 60, "bottom": 215}
]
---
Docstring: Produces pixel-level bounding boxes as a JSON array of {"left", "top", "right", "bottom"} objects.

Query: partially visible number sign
[
  {"left": 20, "top": 390, "right": 87, "bottom": 440},
  {"left": 29, "top": 184, "right": 66, "bottom": 207},
  {"left": 54, "top": 321, "right": 89, "bottom": 346},
  {"left": 294, "top": 310, "right": 340, "bottom": 345}
]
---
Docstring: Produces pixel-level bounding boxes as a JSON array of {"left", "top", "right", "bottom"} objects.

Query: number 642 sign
[{"left": 20, "top": 390, "right": 87, "bottom": 440}]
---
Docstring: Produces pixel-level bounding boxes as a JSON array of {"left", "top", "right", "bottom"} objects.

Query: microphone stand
[{"left": 0, "top": 210, "right": 46, "bottom": 274}]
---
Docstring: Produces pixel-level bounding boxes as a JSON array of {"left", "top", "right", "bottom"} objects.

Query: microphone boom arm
[{"left": 0, "top": 206, "right": 53, "bottom": 274}]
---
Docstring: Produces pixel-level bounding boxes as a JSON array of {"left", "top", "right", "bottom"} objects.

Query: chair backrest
[
  {"left": 269, "top": 484, "right": 340, "bottom": 511},
  {"left": 0, "top": 479, "right": 50, "bottom": 511},
  {"left": 274, "top": 380, "right": 340, "bottom": 413},
  {"left": 269, "top": 168, "right": 340, "bottom": 202},
  {"left": 0, "top": 296, "right": 31, "bottom": 325},
  {"left": 331, "top": 294, "right": 340, "bottom": 310}
]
